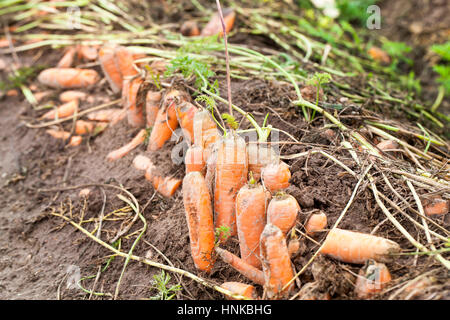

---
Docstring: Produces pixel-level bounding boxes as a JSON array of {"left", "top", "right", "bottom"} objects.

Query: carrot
[
  {"left": 68, "top": 135, "right": 82, "bottom": 147},
  {"left": 176, "top": 102, "right": 198, "bottom": 143},
  {"left": 40, "top": 99, "right": 79, "bottom": 120},
  {"left": 133, "top": 154, "right": 151, "bottom": 171},
  {"left": 267, "top": 193, "right": 300, "bottom": 234},
  {"left": 87, "top": 108, "right": 126, "bottom": 124},
  {"left": 98, "top": 46, "right": 123, "bottom": 93},
  {"left": 106, "top": 129, "right": 147, "bottom": 161},
  {"left": 0, "top": 38, "right": 13, "bottom": 48},
  {"left": 33, "top": 91, "right": 53, "bottom": 103},
  {"left": 145, "top": 91, "right": 162, "bottom": 127},
  {"left": 147, "top": 89, "right": 188, "bottom": 151},
  {"left": 215, "top": 247, "right": 265, "bottom": 285},
  {"left": 376, "top": 139, "right": 399, "bottom": 152},
  {"left": 38, "top": 68, "right": 100, "bottom": 89},
  {"left": 305, "top": 211, "right": 327, "bottom": 236},
  {"left": 6, "top": 89, "right": 18, "bottom": 97},
  {"left": 319, "top": 228, "right": 401, "bottom": 264},
  {"left": 247, "top": 143, "right": 279, "bottom": 181},
  {"left": 46, "top": 129, "right": 70, "bottom": 140},
  {"left": 193, "top": 109, "right": 220, "bottom": 160},
  {"left": 220, "top": 282, "right": 258, "bottom": 300},
  {"left": 77, "top": 45, "right": 98, "bottom": 61},
  {"left": 185, "top": 145, "right": 206, "bottom": 174},
  {"left": 123, "top": 77, "right": 145, "bottom": 127},
  {"left": 214, "top": 134, "right": 248, "bottom": 242},
  {"left": 287, "top": 238, "right": 300, "bottom": 257},
  {"left": 368, "top": 46, "right": 391, "bottom": 64},
  {"left": 180, "top": 20, "right": 200, "bottom": 37},
  {"left": 201, "top": 8, "right": 236, "bottom": 37},
  {"left": 260, "top": 223, "right": 295, "bottom": 299},
  {"left": 74, "top": 120, "right": 107, "bottom": 135},
  {"left": 183, "top": 171, "right": 216, "bottom": 272},
  {"left": 154, "top": 176, "right": 182, "bottom": 197},
  {"left": 57, "top": 47, "right": 76, "bottom": 68},
  {"left": 236, "top": 182, "right": 268, "bottom": 268},
  {"left": 115, "top": 46, "right": 139, "bottom": 78},
  {"left": 354, "top": 261, "right": 391, "bottom": 298},
  {"left": 59, "top": 90, "right": 87, "bottom": 103},
  {"left": 262, "top": 161, "right": 291, "bottom": 193},
  {"left": 79, "top": 188, "right": 91, "bottom": 198},
  {"left": 423, "top": 196, "right": 448, "bottom": 216}
]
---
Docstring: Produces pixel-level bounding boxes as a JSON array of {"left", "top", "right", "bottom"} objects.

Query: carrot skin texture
[
  {"left": 156, "top": 177, "right": 182, "bottom": 197},
  {"left": 305, "top": 211, "right": 327, "bottom": 236},
  {"left": 214, "top": 134, "right": 248, "bottom": 242},
  {"left": 114, "top": 46, "right": 138, "bottom": 77},
  {"left": 59, "top": 90, "right": 87, "bottom": 103},
  {"left": 185, "top": 145, "right": 206, "bottom": 174},
  {"left": 87, "top": 108, "right": 126, "bottom": 124},
  {"left": 260, "top": 224, "right": 295, "bottom": 299},
  {"left": 38, "top": 68, "right": 100, "bottom": 89},
  {"left": 106, "top": 129, "right": 146, "bottom": 161},
  {"left": 145, "top": 91, "right": 162, "bottom": 127},
  {"left": 215, "top": 247, "right": 265, "bottom": 285},
  {"left": 319, "top": 228, "right": 401, "bottom": 264},
  {"left": 57, "top": 47, "right": 76, "bottom": 68},
  {"left": 267, "top": 194, "right": 300, "bottom": 234},
  {"left": 236, "top": 183, "right": 268, "bottom": 268},
  {"left": 193, "top": 110, "right": 220, "bottom": 159},
  {"left": 68, "top": 135, "right": 82, "bottom": 147},
  {"left": 183, "top": 172, "right": 216, "bottom": 272},
  {"left": 176, "top": 102, "right": 198, "bottom": 144},
  {"left": 41, "top": 99, "right": 79, "bottom": 120},
  {"left": 220, "top": 282, "right": 258, "bottom": 300},
  {"left": 123, "top": 77, "right": 145, "bottom": 127},
  {"left": 248, "top": 144, "right": 279, "bottom": 181},
  {"left": 46, "top": 129, "right": 70, "bottom": 140},
  {"left": 98, "top": 46, "right": 123, "bottom": 93},
  {"left": 262, "top": 161, "right": 291, "bottom": 193}
]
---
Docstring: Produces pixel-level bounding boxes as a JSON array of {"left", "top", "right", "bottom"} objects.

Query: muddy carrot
[
  {"left": 248, "top": 143, "right": 279, "bottom": 181},
  {"left": 319, "top": 228, "right": 401, "bottom": 264},
  {"left": 145, "top": 91, "right": 162, "bottom": 127},
  {"left": 267, "top": 193, "right": 300, "bottom": 234},
  {"left": 423, "top": 196, "right": 448, "bottom": 216},
  {"left": 74, "top": 120, "right": 107, "bottom": 135},
  {"left": 305, "top": 211, "right": 327, "bottom": 236},
  {"left": 214, "top": 134, "right": 248, "bottom": 242},
  {"left": 262, "top": 161, "right": 291, "bottom": 193},
  {"left": 57, "top": 47, "right": 76, "bottom": 68},
  {"left": 133, "top": 154, "right": 151, "bottom": 171},
  {"left": 147, "top": 89, "right": 188, "bottom": 151},
  {"left": 236, "top": 182, "right": 268, "bottom": 268},
  {"left": 115, "top": 46, "right": 139, "bottom": 78},
  {"left": 260, "top": 223, "right": 295, "bottom": 299},
  {"left": 201, "top": 8, "right": 236, "bottom": 37},
  {"left": 38, "top": 68, "right": 100, "bottom": 89},
  {"left": 59, "top": 90, "right": 87, "bottom": 103},
  {"left": 181, "top": 20, "right": 201, "bottom": 37},
  {"left": 220, "top": 282, "right": 258, "bottom": 300},
  {"left": 183, "top": 171, "right": 216, "bottom": 272},
  {"left": 68, "top": 135, "right": 82, "bottom": 147},
  {"left": 215, "top": 247, "right": 265, "bottom": 285},
  {"left": 154, "top": 176, "right": 182, "bottom": 197},
  {"left": 40, "top": 99, "right": 79, "bottom": 120},
  {"left": 193, "top": 109, "right": 220, "bottom": 159},
  {"left": 185, "top": 145, "right": 206, "bottom": 174},
  {"left": 87, "top": 108, "right": 126, "bottom": 123},
  {"left": 98, "top": 46, "right": 123, "bottom": 93},
  {"left": 354, "top": 261, "right": 391, "bottom": 298},
  {"left": 46, "top": 129, "right": 70, "bottom": 140},
  {"left": 106, "top": 129, "right": 147, "bottom": 161},
  {"left": 123, "top": 77, "right": 145, "bottom": 127},
  {"left": 176, "top": 102, "right": 198, "bottom": 144},
  {"left": 287, "top": 238, "right": 300, "bottom": 257}
]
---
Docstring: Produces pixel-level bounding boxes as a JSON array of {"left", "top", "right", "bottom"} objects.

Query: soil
[{"left": 0, "top": 1, "right": 448, "bottom": 301}]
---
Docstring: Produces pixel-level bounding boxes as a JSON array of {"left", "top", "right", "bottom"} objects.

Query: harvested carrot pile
[{"left": 0, "top": 0, "right": 448, "bottom": 302}]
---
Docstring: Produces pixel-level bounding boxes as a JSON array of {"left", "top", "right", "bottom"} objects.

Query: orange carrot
[
  {"left": 181, "top": 20, "right": 200, "bottom": 37},
  {"left": 287, "top": 238, "right": 300, "bottom": 257},
  {"left": 59, "top": 90, "right": 87, "bottom": 103},
  {"left": 6, "top": 89, "right": 18, "bottom": 97},
  {"left": 154, "top": 176, "right": 182, "bottom": 197},
  {"left": 183, "top": 171, "right": 216, "bottom": 272},
  {"left": 68, "top": 135, "right": 82, "bottom": 147},
  {"left": 423, "top": 196, "right": 448, "bottom": 216},
  {"left": 87, "top": 108, "right": 126, "bottom": 123},
  {"left": 98, "top": 46, "right": 123, "bottom": 93},
  {"left": 262, "top": 161, "right": 291, "bottom": 193},
  {"left": 201, "top": 8, "right": 236, "bottom": 37},
  {"left": 46, "top": 129, "right": 70, "bottom": 140},
  {"left": 40, "top": 99, "right": 79, "bottom": 120},
  {"left": 38, "top": 68, "right": 100, "bottom": 89},
  {"left": 267, "top": 193, "right": 300, "bottom": 234},
  {"left": 215, "top": 247, "right": 265, "bottom": 285},
  {"left": 144, "top": 160, "right": 157, "bottom": 183},
  {"left": 368, "top": 47, "right": 391, "bottom": 64},
  {"left": 77, "top": 45, "right": 98, "bottom": 61},
  {"left": 147, "top": 89, "right": 188, "bottom": 151},
  {"left": 354, "top": 261, "right": 391, "bottom": 298},
  {"left": 220, "top": 282, "right": 258, "bottom": 300},
  {"left": 57, "top": 46, "right": 76, "bottom": 68},
  {"left": 305, "top": 211, "right": 327, "bottom": 236},
  {"left": 176, "top": 102, "right": 198, "bottom": 143},
  {"left": 319, "top": 228, "right": 401, "bottom": 264},
  {"left": 236, "top": 182, "right": 268, "bottom": 268},
  {"left": 193, "top": 109, "right": 220, "bottom": 160},
  {"left": 247, "top": 143, "right": 279, "bottom": 181},
  {"left": 133, "top": 154, "right": 151, "bottom": 171},
  {"left": 106, "top": 129, "right": 147, "bottom": 161},
  {"left": 260, "top": 223, "right": 295, "bottom": 299},
  {"left": 214, "top": 134, "right": 248, "bottom": 242},
  {"left": 123, "top": 77, "right": 145, "bottom": 127},
  {"left": 74, "top": 120, "right": 107, "bottom": 135},
  {"left": 34, "top": 91, "right": 53, "bottom": 103},
  {"left": 145, "top": 91, "right": 162, "bottom": 127},
  {"left": 376, "top": 140, "right": 399, "bottom": 152},
  {"left": 185, "top": 145, "right": 206, "bottom": 174},
  {"left": 114, "top": 46, "right": 139, "bottom": 78}
]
